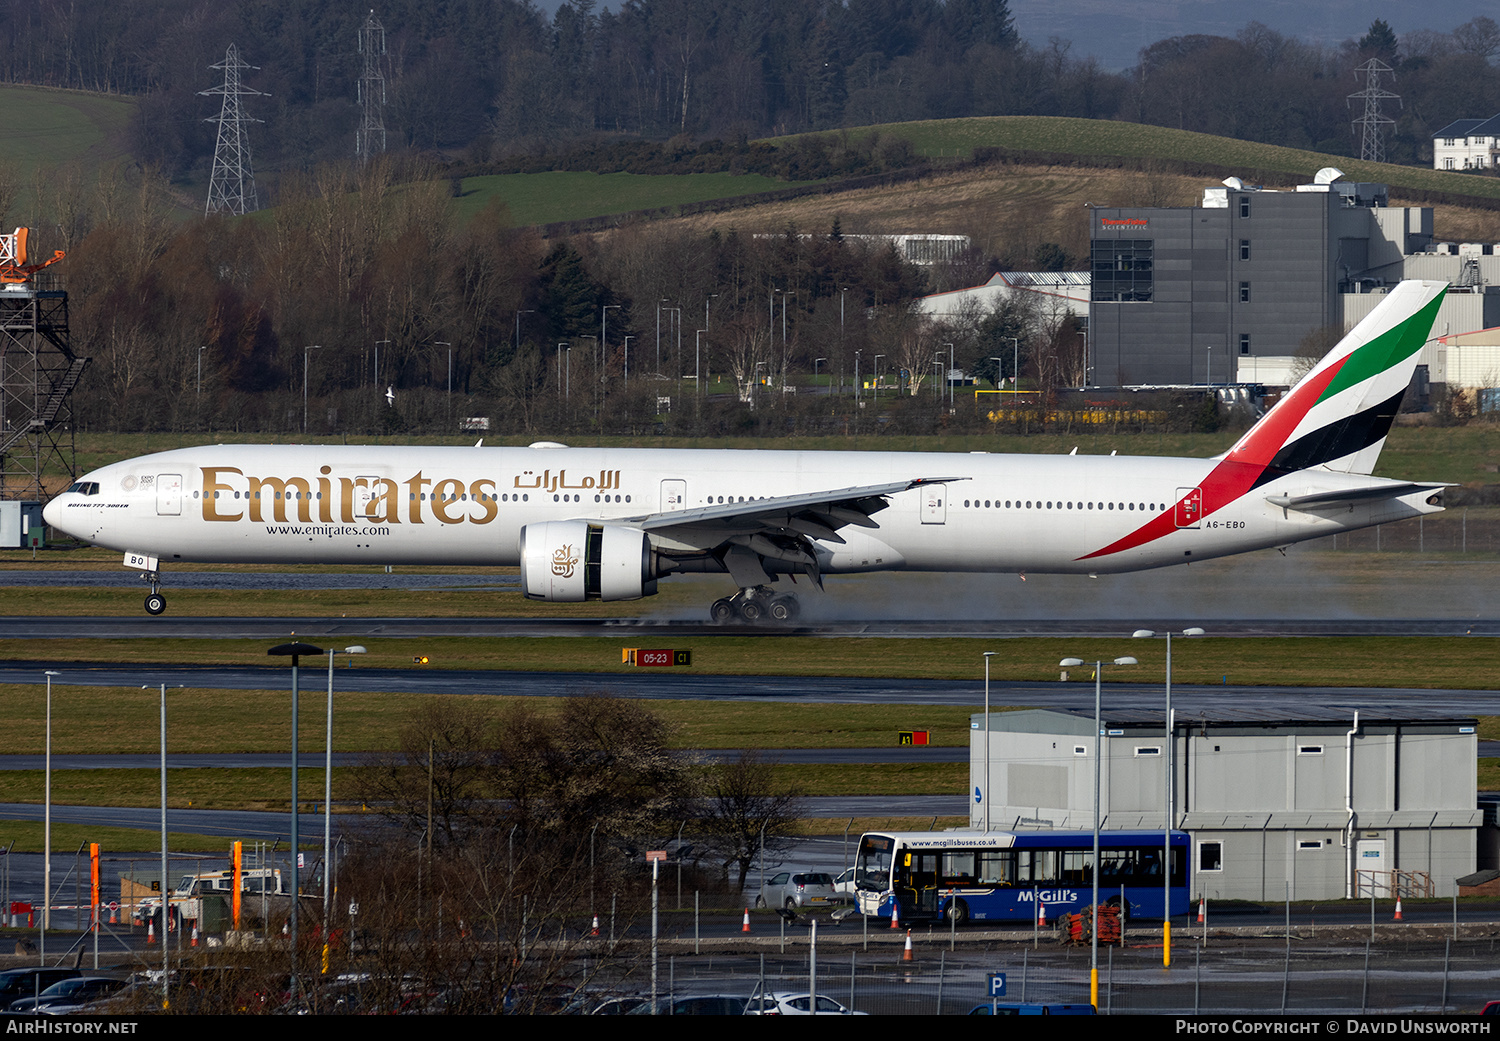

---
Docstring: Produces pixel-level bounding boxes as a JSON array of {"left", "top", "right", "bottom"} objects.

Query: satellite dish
[{"left": 1314, "top": 167, "right": 1344, "bottom": 185}]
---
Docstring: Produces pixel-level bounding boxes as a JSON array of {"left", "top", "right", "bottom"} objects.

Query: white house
[{"left": 1433, "top": 116, "right": 1500, "bottom": 171}]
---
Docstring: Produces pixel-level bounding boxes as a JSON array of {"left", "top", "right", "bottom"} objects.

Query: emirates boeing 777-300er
[{"left": 45, "top": 280, "right": 1450, "bottom": 622}]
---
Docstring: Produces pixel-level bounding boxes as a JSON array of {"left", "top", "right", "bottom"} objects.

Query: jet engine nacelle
[{"left": 519, "top": 521, "right": 658, "bottom": 601}]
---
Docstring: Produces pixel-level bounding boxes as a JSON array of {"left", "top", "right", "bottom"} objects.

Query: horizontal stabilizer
[{"left": 1265, "top": 482, "right": 1450, "bottom": 515}]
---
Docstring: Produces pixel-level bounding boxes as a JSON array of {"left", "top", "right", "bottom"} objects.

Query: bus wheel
[{"left": 945, "top": 899, "right": 969, "bottom": 926}]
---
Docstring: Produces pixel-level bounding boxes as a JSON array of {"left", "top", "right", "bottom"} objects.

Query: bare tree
[{"left": 696, "top": 750, "right": 805, "bottom": 894}]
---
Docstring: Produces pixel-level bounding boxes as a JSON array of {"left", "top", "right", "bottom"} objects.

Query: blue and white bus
[{"left": 853, "top": 829, "right": 1190, "bottom": 924}]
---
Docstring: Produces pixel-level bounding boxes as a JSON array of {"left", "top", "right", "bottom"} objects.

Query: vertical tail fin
[{"left": 1224, "top": 280, "right": 1446, "bottom": 480}]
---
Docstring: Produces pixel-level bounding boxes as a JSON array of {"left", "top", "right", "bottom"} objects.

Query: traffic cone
[
  {"left": 190, "top": 922, "right": 199, "bottom": 947},
  {"left": 1197, "top": 897, "right": 1205, "bottom": 924},
  {"left": 902, "top": 930, "right": 914, "bottom": 962},
  {"left": 591, "top": 915, "right": 600, "bottom": 937},
  {"left": 741, "top": 908, "right": 751, "bottom": 934},
  {"left": 1037, "top": 901, "right": 1046, "bottom": 927},
  {"left": 146, "top": 918, "right": 155, "bottom": 945},
  {"left": 109, "top": 904, "right": 117, "bottom": 925},
  {"left": 890, "top": 901, "right": 900, "bottom": 929},
  {"left": 1394, "top": 897, "right": 1403, "bottom": 921}
]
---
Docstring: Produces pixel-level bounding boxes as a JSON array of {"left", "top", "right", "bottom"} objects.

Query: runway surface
[{"left": 1, "top": 615, "right": 1498, "bottom": 639}]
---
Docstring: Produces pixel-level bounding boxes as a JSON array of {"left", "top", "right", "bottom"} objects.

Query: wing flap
[{"left": 626, "top": 477, "right": 964, "bottom": 534}]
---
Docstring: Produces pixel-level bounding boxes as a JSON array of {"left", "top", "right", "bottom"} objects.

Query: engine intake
[{"left": 519, "top": 521, "right": 658, "bottom": 601}]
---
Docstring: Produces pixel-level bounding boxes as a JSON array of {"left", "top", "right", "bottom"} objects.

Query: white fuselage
[{"left": 45, "top": 443, "right": 1435, "bottom": 579}]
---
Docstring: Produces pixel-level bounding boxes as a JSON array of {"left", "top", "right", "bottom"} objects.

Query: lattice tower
[
  {"left": 201, "top": 43, "right": 267, "bottom": 216},
  {"left": 357, "top": 12, "right": 388, "bottom": 161},
  {"left": 1348, "top": 59, "right": 1400, "bottom": 164}
]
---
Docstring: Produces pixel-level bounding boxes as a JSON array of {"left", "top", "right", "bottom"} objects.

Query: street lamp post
[
  {"left": 302, "top": 346, "right": 321, "bottom": 433},
  {"left": 324, "top": 646, "right": 364, "bottom": 971},
  {"left": 873, "top": 355, "right": 884, "bottom": 400},
  {"left": 1058, "top": 654, "right": 1138, "bottom": 1011},
  {"left": 623, "top": 336, "right": 633, "bottom": 384},
  {"left": 42, "top": 670, "right": 59, "bottom": 956},
  {"left": 943, "top": 343, "right": 954, "bottom": 408},
  {"left": 373, "top": 340, "right": 390, "bottom": 388},
  {"left": 981, "top": 653, "right": 994, "bottom": 832},
  {"left": 1133, "top": 627, "right": 1205, "bottom": 968},
  {"left": 269, "top": 641, "right": 324, "bottom": 999}
]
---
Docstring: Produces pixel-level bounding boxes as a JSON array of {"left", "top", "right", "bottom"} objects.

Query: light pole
[
  {"left": 1011, "top": 337, "right": 1020, "bottom": 392},
  {"left": 695, "top": 330, "right": 705, "bottom": 395},
  {"left": 373, "top": 339, "right": 389, "bottom": 388},
  {"left": 324, "top": 645, "right": 364, "bottom": 971},
  {"left": 623, "top": 335, "right": 633, "bottom": 384},
  {"left": 302, "top": 346, "right": 321, "bottom": 433},
  {"left": 140, "top": 681, "right": 172, "bottom": 1009},
  {"left": 873, "top": 355, "right": 884, "bottom": 399},
  {"left": 197, "top": 346, "right": 208, "bottom": 397},
  {"left": 943, "top": 342, "right": 954, "bottom": 408},
  {"left": 657, "top": 299, "right": 670, "bottom": 374},
  {"left": 1133, "top": 627, "right": 1205, "bottom": 967},
  {"left": 601, "top": 304, "right": 618, "bottom": 375},
  {"left": 981, "top": 653, "right": 994, "bottom": 832},
  {"left": 42, "top": 670, "right": 59, "bottom": 956},
  {"left": 854, "top": 350, "right": 861, "bottom": 404},
  {"left": 814, "top": 358, "right": 826, "bottom": 387},
  {"left": 269, "top": 640, "right": 324, "bottom": 1000},
  {"left": 1058, "top": 653, "right": 1138, "bottom": 1010}
]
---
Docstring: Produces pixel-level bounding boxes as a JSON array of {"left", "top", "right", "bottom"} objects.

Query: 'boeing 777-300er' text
[{"left": 45, "top": 280, "right": 1450, "bottom": 622}]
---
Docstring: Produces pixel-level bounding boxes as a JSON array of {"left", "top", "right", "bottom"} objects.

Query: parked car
[
  {"left": 753, "top": 871, "right": 836, "bottom": 909},
  {"left": 746, "top": 991, "right": 867, "bottom": 1015},
  {"left": 626, "top": 995, "right": 749, "bottom": 1015},
  {"left": 0, "top": 968, "right": 82, "bottom": 1010},
  {"left": 832, "top": 867, "right": 863, "bottom": 902},
  {"left": 8, "top": 977, "right": 127, "bottom": 1014}
]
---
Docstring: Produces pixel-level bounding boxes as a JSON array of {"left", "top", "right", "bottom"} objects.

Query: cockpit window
[{"left": 66, "top": 482, "right": 100, "bottom": 496}]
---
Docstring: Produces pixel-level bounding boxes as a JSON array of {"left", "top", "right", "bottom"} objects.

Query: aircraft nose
[{"left": 42, "top": 496, "right": 62, "bottom": 529}]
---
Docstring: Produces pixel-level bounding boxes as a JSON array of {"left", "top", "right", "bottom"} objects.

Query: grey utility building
[
  {"left": 969, "top": 707, "right": 1480, "bottom": 901},
  {"left": 1088, "top": 171, "right": 1439, "bottom": 388}
]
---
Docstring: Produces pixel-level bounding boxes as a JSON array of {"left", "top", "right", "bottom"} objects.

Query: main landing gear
[
  {"left": 143, "top": 570, "right": 166, "bottom": 615},
  {"left": 710, "top": 586, "right": 800, "bottom": 625}
]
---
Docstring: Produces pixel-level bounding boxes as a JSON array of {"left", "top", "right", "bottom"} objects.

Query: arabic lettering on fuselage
[{"left": 512, "top": 469, "right": 622, "bottom": 493}]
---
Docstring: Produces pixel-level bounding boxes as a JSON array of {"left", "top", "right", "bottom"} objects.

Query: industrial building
[{"left": 969, "top": 707, "right": 1481, "bottom": 902}]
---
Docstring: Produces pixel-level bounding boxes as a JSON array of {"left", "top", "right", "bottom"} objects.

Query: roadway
[{"left": 4, "top": 661, "right": 1498, "bottom": 716}]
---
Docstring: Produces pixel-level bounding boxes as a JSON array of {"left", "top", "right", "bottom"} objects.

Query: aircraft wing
[
  {"left": 1264, "top": 481, "right": 1450, "bottom": 515},
  {"left": 625, "top": 477, "right": 964, "bottom": 543}
]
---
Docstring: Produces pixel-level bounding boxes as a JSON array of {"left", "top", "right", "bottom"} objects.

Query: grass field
[
  {"left": 452, "top": 170, "right": 816, "bottom": 226},
  {"left": 0, "top": 84, "right": 134, "bottom": 172}
]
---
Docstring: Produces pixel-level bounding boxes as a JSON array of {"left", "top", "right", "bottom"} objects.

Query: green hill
[
  {"left": 775, "top": 116, "right": 1500, "bottom": 207},
  {"left": 0, "top": 83, "right": 135, "bottom": 173}
]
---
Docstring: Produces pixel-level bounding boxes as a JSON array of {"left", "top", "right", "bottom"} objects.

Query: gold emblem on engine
[{"left": 551, "top": 543, "right": 579, "bottom": 578}]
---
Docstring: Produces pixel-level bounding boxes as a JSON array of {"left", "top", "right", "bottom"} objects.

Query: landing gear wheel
[
  {"left": 739, "top": 599, "right": 764, "bottom": 623},
  {"left": 144, "top": 593, "right": 166, "bottom": 616},
  {"left": 768, "top": 596, "right": 799, "bottom": 622},
  {"left": 710, "top": 599, "right": 736, "bottom": 624}
]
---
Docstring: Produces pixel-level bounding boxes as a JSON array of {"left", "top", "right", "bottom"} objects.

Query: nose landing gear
[{"left": 143, "top": 570, "right": 166, "bottom": 615}]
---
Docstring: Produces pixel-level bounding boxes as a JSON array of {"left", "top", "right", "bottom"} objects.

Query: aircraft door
[
  {"left": 1174, "top": 487, "right": 1202, "bottom": 529},
  {"left": 660, "top": 479, "right": 687, "bottom": 512},
  {"left": 920, "top": 485, "right": 947, "bottom": 524},
  {"left": 355, "top": 476, "right": 380, "bottom": 519},
  {"left": 156, "top": 474, "right": 182, "bottom": 516}
]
